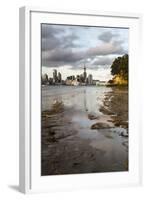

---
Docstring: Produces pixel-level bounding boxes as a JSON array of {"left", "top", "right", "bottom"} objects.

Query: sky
[{"left": 41, "top": 24, "right": 128, "bottom": 81}]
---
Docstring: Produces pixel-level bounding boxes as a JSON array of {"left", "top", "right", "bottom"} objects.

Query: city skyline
[
  {"left": 42, "top": 65, "right": 111, "bottom": 81},
  {"left": 42, "top": 65, "right": 109, "bottom": 86},
  {"left": 42, "top": 65, "right": 89, "bottom": 80},
  {"left": 41, "top": 24, "right": 128, "bottom": 81}
]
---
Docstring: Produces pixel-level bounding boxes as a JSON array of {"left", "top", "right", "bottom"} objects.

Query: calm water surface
[{"left": 42, "top": 85, "right": 112, "bottom": 113}]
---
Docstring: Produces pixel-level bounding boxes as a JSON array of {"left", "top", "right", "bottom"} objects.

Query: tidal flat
[{"left": 41, "top": 86, "right": 128, "bottom": 175}]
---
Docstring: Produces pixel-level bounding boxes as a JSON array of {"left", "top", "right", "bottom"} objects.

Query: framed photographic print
[{"left": 19, "top": 6, "right": 142, "bottom": 193}]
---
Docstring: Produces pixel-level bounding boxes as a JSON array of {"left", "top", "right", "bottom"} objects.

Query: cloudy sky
[{"left": 41, "top": 24, "right": 128, "bottom": 81}]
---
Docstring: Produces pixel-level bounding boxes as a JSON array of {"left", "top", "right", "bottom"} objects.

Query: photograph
[{"left": 41, "top": 23, "right": 129, "bottom": 176}]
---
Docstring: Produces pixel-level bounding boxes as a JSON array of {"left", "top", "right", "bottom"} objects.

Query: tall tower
[{"left": 83, "top": 64, "right": 87, "bottom": 82}]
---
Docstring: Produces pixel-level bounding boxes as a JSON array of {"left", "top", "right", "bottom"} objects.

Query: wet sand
[{"left": 41, "top": 86, "right": 128, "bottom": 175}]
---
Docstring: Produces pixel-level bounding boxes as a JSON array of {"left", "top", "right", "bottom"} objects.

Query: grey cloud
[
  {"left": 41, "top": 25, "right": 64, "bottom": 51},
  {"left": 61, "top": 34, "right": 79, "bottom": 48},
  {"left": 42, "top": 40, "right": 125, "bottom": 68},
  {"left": 41, "top": 24, "right": 65, "bottom": 39},
  {"left": 42, "top": 37, "right": 61, "bottom": 51},
  {"left": 92, "top": 57, "right": 114, "bottom": 66},
  {"left": 42, "top": 49, "right": 85, "bottom": 67},
  {"left": 41, "top": 25, "right": 127, "bottom": 69},
  {"left": 98, "top": 31, "right": 118, "bottom": 42},
  {"left": 70, "top": 56, "right": 114, "bottom": 70},
  {"left": 41, "top": 25, "right": 79, "bottom": 51},
  {"left": 47, "top": 49, "right": 84, "bottom": 62},
  {"left": 86, "top": 41, "right": 125, "bottom": 56}
]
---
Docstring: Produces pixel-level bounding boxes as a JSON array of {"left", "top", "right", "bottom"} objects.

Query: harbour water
[{"left": 41, "top": 85, "right": 128, "bottom": 175}]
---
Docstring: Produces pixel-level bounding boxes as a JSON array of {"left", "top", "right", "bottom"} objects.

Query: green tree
[{"left": 111, "top": 54, "right": 128, "bottom": 80}]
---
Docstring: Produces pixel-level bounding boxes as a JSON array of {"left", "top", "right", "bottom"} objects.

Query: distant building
[
  {"left": 41, "top": 73, "right": 48, "bottom": 84},
  {"left": 53, "top": 69, "right": 57, "bottom": 83},
  {"left": 72, "top": 80, "right": 80, "bottom": 86},
  {"left": 66, "top": 75, "right": 76, "bottom": 85},
  {"left": 92, "top": 80, "right": 99, "bottom": 85},
  {"left": 67, "top": 75, "right": 75, "bottom": 81},
  {"left": 96, "top": 80, "right": 107, "bottom": 86},
  {"left": 80, "top": 74, "right": 84, "bottom": 83},
  {"left": 58, "top": 72, "right": 62, "bottom": 83},
  {"left": 48, "top": 77, "right": 53, "bottom": 85},
  {"left": 88, "top": 74, "right": 93, "bottom": 85},
  {"left": 76, "top": 75, "right": 80, "bottom": 82}
]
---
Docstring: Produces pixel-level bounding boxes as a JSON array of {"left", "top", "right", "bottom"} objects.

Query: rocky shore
[{"left": 101, "top": 87, "right": 128, "bottom": 137}]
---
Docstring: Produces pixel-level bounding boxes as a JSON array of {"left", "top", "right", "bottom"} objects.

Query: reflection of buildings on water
[
  {"left": 88, "top": 74, "right": 93, "bottom": 85},
  {"left": 83, "top": 89, "right": 88, "bottom": 112}
]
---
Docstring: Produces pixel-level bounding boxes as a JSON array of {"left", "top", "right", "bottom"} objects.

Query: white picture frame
[{"left": 19, "top": 6, "right": 142, "bottom": 194}]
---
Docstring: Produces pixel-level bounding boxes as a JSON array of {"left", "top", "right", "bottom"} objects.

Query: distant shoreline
[{"left": 41, "top": 84, "right": 128, "bottom": 87}]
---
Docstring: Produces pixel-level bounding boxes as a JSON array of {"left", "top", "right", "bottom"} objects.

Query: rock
[
  {"left": 99, "top": 107, "right": 115, "bottom": 115},
  {"left": 121, "top": 121, "right": 128, "bottom": 129},
  {"left": 47, "top": 137, "right": 58, "bottom": 143},
  {"left": 107, "top": 119, "right": 114, "bottom": 122},
  {"left": 91, "top": 122, "right": 112, "bottom": 129},
  {"left": 49, "top": 130, "right": 55, "bottom": 136},
  {"left": 73, "top": 162, "right": 80, "bottom": 166},
  {"left": 52, "top": 101, "right": 64, "bottom": 113},
  {"left": 88, "top": 113, "right": 98, "bottom": 120},
  {"left": 114, "top": 120, "right": 128, "bottom": 129},
  {"left": 119, "top": 130, "right": 128, "bottom": 137}
]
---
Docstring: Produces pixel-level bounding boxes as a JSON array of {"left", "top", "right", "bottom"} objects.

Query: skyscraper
[
  {"left": 41, "top": 73, "right": 49, "bottom": 84},
  {"left": 53, "top": 69, "right": 57, "bottom": 83},
  {"left": 83, "top": 64, "right": 87, "bottom": 82},
  {"left": 58, "top": 72, "right": 62, "bottom": 83}
]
